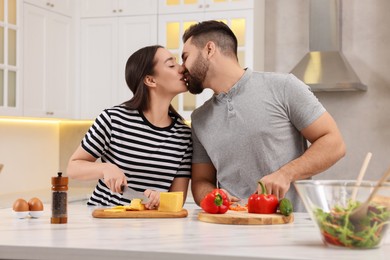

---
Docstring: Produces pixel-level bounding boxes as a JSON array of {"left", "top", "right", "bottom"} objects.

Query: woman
[{"left": 67, "top": 45, "right": 192, "bottom": 209}]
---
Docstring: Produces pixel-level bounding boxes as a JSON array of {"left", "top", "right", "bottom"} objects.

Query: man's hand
[{"left": 258, "top": 169, "right": 292, "bottom": 199}]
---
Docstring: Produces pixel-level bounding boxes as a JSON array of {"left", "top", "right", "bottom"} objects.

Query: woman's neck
[{"left": 143, "top": 99, "right": 172, "bottom": 128}]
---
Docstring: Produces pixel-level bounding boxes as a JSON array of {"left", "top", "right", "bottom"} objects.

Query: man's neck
[{"left": 206, "top": 63, "right": 245, "bottom": 94}]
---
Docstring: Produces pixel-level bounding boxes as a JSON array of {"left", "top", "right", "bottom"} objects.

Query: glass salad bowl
[{"left": 294, "top": 180, "right": 390, "bottom": 249}]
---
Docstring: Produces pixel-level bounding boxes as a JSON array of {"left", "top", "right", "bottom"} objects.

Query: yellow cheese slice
[
  {"left": 158, "top": 192, "right": 183, "bottom": 212},
  {"left": 103, "top": 208, "right": 126, "bottom": 213},
  {"left": 127, "top": 198, "right": 146, "bottom": 211},
  {"left": 113, "top": 205, "right": 126, "bottom": 209}
]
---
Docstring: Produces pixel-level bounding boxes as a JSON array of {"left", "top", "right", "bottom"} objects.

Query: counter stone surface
[{"left": 0, "top": 201, "right": 388, "bottom": 260}]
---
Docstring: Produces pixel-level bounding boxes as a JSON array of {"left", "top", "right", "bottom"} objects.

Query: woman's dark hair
[
  {"left": 182, "top": 20, "right": 238, "bottom": 59},
  {"left": 122, "top": 45, "right": 183, "bottom": 120}
]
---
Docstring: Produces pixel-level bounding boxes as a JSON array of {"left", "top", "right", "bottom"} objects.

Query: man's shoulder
[
  {"left": 251, "top": 71, "right": 291, "bottom": 82},
  {"left": 191, "top": 97, "right": 214, "bottom": 122}
]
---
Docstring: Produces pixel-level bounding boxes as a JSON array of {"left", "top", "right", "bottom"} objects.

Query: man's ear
[
  {"left": 144, "top": 75, "right": 156, "bottom": 88},
  {"left": 205, "top": 41, "right": 216, "bottom": 58}
]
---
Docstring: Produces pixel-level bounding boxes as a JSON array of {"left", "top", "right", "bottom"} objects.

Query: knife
[{"left": 121, "top": 185, "right": 150, "bottom": 204}]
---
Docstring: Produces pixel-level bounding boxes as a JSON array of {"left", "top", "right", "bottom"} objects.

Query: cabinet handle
[
  {"left": 46, "top": 112, "right": 54, "bottom": 116},
  {"left": 46, "top": 2, "right": 50, "bottom": 6},
  {"left": 113, "top": 9, "right": 117, "bottom": 13},
  {"left": 198, "top": 4, "right": 203, "bottom": 8},
  {"left": 118, "top": 9, "right": 123, "bottom": 12},
  {"left": 51, "top": 4, "right": 54, "bottom": 7},
  {"left": 205, "top": 4, "right": 210, "bottom": 8}
]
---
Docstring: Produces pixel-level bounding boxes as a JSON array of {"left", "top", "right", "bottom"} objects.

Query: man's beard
[{"left": 186, "top": 53, "right": 209, "bottom": 95}]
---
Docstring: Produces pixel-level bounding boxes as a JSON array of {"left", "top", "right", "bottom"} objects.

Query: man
[{"left": 181, "top": 20, "right": 346, "bottom": 211}]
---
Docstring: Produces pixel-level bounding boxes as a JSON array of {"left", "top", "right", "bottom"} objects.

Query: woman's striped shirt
[{"left": 81, "top": 106, "right": 192, "bottom": 206}]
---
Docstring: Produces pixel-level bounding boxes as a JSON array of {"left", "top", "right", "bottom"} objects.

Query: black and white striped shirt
[{"left": 82, "top": 106, "right": 192, "bottom": 206}]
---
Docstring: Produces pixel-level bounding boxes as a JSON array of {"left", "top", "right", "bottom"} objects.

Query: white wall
[{"left": 264, "top": 0, "right": 390, "bottom": 181}]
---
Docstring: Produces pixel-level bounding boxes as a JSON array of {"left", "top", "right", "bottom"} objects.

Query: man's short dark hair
[{"left": 182, "top": 20, "right": 238, "bottom": 59}]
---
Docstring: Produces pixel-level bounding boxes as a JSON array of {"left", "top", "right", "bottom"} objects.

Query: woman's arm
[{"left": 66, "top": 145, "right": 127, "bottom": 193}]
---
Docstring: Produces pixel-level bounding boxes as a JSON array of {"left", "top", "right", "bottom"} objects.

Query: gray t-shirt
[{"left": 191, "top": 69, "right": 325, "bottom": 212}]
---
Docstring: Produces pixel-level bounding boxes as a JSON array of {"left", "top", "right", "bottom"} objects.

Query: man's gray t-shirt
[{"left": 190, "top": 69, "right": 326, "bottom": 212}]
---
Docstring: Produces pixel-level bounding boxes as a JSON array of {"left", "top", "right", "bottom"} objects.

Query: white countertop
[{"left": 0, "top": 201, "right": 389, "bottom": 260}]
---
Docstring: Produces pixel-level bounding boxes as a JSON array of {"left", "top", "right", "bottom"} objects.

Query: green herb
[{"left": 314, "top": 200, "right": 390, "bottom": 248}]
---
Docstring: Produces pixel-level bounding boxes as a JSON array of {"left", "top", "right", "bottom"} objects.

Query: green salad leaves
[{"left": 314, "top": 200, "right": 390, "bottom": 248}]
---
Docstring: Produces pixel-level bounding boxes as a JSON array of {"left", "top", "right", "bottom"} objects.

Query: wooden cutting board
[
  {"left": 198, "top": 210, "right": 294, "bottom": 225},
  {"left": 92, "top": 208, "right": 188, "bottom": 218}
]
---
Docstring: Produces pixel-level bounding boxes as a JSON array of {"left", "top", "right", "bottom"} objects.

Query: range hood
[{"left": 290, "top": 0, "right": 367, "bottom": 91}]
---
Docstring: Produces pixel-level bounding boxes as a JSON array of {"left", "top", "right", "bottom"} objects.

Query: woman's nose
[{"left": 178, "top": 64, "right": 185, "bottom": 74}]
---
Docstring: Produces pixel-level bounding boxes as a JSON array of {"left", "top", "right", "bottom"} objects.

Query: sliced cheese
[
  {"left": 158, "top": 192, "right": 183, "bottom": 212},
  {"left": 127, "top": 198, "right": 146, "bottom": 211},
  {"left": 103, "top": 208, "right": 125, "bottom": 213}
]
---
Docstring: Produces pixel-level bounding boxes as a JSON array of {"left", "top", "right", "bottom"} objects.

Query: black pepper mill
[{"left": 51, "top": 172, "right": 68, "bottom": 224}]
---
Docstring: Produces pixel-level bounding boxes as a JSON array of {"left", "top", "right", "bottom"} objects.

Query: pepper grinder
[{"left": 51, "top": 172, "right": 68, "bottom": 224}]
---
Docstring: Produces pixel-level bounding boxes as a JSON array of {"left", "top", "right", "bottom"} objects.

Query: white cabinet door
[
  {"left": 80, "top": 15, "right": 157, "bottom": 119},
  {"left": 23, "top": 0, "right": 74, "bottom": 16},
  {"left": 158, "top": 10, "right": 253, "bottom": 120},
  {"left": 80, "top": 0, "right": 117, "bottom": 17},
  {"left": 81, "top": 0, "right": 157, "bottom": 18},
  {"left": 80, "top": 18, "right": 117, "bottom": 119},
  {"left": 45, "top": 12, "right": 72, "bottom": 117},
  {"left": 117, "top": 0, "right": 158, "bottom": 15},
  {"left": 115, "top": 15, "right": 157, "bottom": 106},
  {"left": 23, "top": 4, "right": 72, "bottom": 117}
]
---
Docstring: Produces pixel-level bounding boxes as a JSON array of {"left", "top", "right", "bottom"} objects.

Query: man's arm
[
  {"left": 260, "top": 111, "right": 346, "bottom": 198},
  {"left": 191, "top": 163, "right": 217, "bottom": 205}
]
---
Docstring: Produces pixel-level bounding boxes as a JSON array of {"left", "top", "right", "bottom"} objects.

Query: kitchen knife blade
[{"left": 121, "top": 185, "right": 150, "bottom": 204}]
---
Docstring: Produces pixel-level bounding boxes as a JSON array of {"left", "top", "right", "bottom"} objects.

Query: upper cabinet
[
  {"left": 80, "top": 0, "right": 158, "bottom": 18},
  {"left": 79, "top": 2, "right": 158, "bottom": 119},
  {"left": 3, "top": 0, "right": 263, "bottom": 119},
  {"left": 158, "top": 0, "right": 253, "bottom": 14},
  {"left": 0, "top": 0, "right": 22, "bottom": 116},
  {"left": 23, "top": 3, "right": 74, "bottom": 118},
  {"left": 23, "top": 0, "right": 74, "bottom": 17}
]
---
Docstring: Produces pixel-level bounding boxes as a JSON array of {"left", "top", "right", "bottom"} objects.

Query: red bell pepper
[
  {"left": 247, "top": 181, "right": 279, "bottom": 214},
  {"left": 200, "top": 189, "right": 229, "bottom": 214}
]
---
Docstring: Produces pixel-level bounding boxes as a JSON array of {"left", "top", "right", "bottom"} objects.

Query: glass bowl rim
[{"left": 294, "top": 179, "right": 390, "bottom": 188}]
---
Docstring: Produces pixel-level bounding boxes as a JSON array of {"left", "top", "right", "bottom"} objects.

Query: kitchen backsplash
[{"left": 0, "top": 118, "right": 93, "bottom": 195}]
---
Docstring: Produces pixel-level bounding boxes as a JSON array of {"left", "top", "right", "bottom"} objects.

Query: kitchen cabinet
[
  {"left": 23, "top": 3, "right": 74, "bottom": 118},
  {"left": 0, "top": 0, "right": 22, "bottom": 116},
  {"left": 158, "top": 3, "right": 254, "bottom": 119},
  {"left": 80, "top": 15, "right": 157, "bottom": 119},
  {"left": 158, "top": 0, "right": 253, "bottom": 14},
  {"left": 23, "top": 0, "right": 74, "bottom": 17},
  {"left": 80, "top": 0, "right": 158, "bottom": 18}
]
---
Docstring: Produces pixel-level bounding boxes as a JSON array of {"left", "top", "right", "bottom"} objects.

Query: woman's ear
[{"left": 144, "top": 75, "right": 156, "bottom": 88}]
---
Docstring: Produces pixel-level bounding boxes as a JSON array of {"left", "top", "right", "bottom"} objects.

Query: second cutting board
[{"left": 198, "top": 210, "right": 294, "bottom": 225}]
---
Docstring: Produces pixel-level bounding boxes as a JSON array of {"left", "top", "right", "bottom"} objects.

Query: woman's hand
[
  {"left": 143, "top": 189, "right": 160, "bottom": 209},
  {"left": 102, "top": 163, "right": 127, "bottom": 193}
]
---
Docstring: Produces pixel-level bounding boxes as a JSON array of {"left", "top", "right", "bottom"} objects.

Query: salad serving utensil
[
  {"left": 351, "top": 152, "right": 372, "bottom": 201},
  {"left": 349, "top": 166, "right": 390, "bottom": 224}
]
